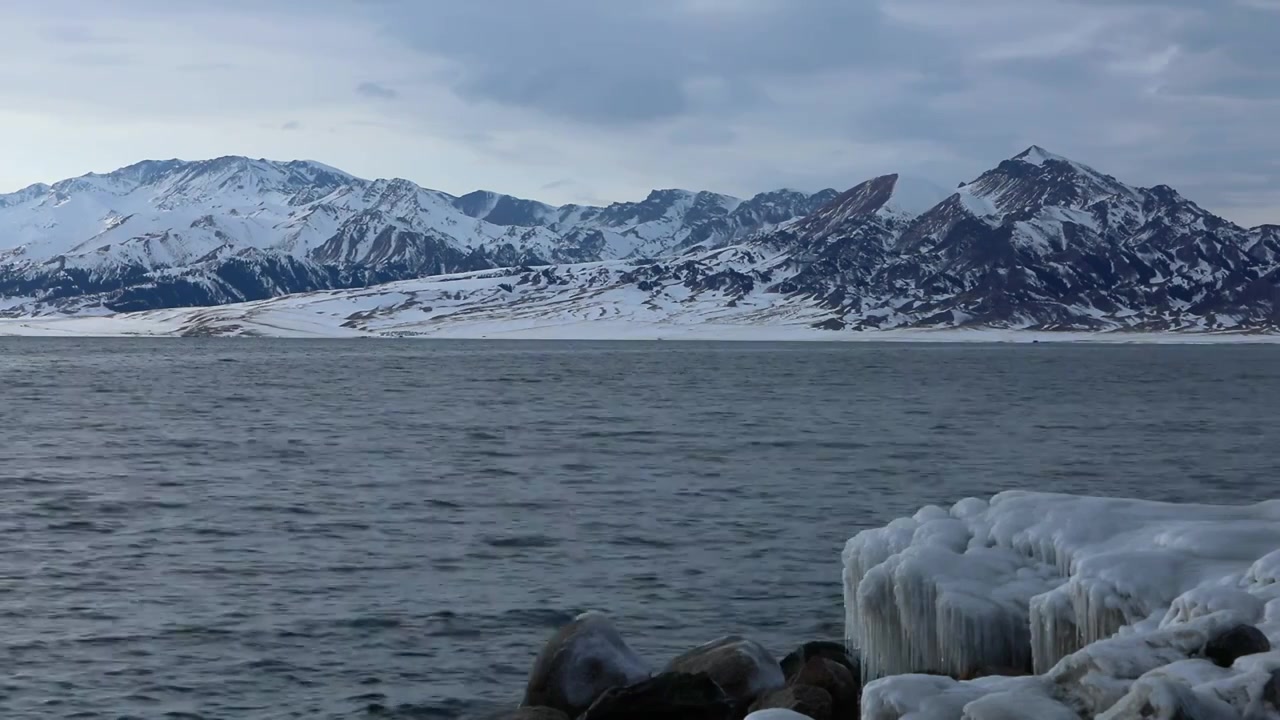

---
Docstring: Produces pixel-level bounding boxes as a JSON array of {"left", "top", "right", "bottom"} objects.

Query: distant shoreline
[{"left": 3, "top": 317, "right": 1280, "bottom": 344}]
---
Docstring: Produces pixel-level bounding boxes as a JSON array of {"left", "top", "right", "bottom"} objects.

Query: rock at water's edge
[
  {"left": 667, "top": 636, "right": 786, "bottom": 706},
  {"left": 791, "top": 658, "right": 856, "bottom": 718},
  {"left": 580, "top": 671, "right": 732, "bottom": 720},
  {"left": 522, "top": 612, "right": 650, "bottom": 716},
  {"left": 779, "top": 642, "right": 859, "bottom": 685}
]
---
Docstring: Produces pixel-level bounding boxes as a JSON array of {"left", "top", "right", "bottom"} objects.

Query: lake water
[{"left": 2, "top": 339, "right": 1278, "bottom": 719}]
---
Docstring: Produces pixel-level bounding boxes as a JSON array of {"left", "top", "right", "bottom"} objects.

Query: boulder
[
  {"left": 778, "top": 642, "right": 859, "bottom": 684},
  {"left": 1202, "top": 624, "right": 1271, "bottom": 668},
  {"left": 667, "top": 636, "right": 786, "bottom": 706},
  {"left": 580, "top": 671, "right": 733, "bottom": 720},
  {"left": 522, "top": 612, "right": 650, "bottom": 716},
  {"left": 791, "top": 658, "right": 856, "bottom": 718},
  {"left": 747, "top": 686, "right": 832, "bottom": 720}
]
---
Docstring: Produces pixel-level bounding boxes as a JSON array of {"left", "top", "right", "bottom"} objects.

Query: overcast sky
[{"left": 2, "top": 0, "right": 1277, "bottom": 225}]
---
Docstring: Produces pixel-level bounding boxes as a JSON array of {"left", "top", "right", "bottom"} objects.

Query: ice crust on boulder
[{"left": 844, "top": 491, "right": 1280, "bottom": 719}]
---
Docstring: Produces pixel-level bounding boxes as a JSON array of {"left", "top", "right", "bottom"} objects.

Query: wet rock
[
  {"left": 580, "top": 672, "right": 732, "bottom": 720},
  {"left": 522, "top": 612, "right": 650, "bottom": 716},
  {"left": 778, "top": 642, "right": 859, "bottom": 684},
  {"left": 791, "top": 658, "right": 857, "bottom": 719},
  {"left": 667, "top": 636, "right": 786, "bottom": 706},
  {"left": 1202, "top": 624, "right": 1271, "bottom": 668},
  {"left": 747, "top": 686, "right": 832, "bottom": 720}
]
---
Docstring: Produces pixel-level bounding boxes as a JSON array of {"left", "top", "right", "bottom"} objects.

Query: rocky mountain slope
[
  {"left": 3, "top": 146, "right": 1277, "bottom": 335},
  {"left": 739, "top": 146, "right": 1280, "bottom": 331},
  {"left": 0, "top": 157, "right": 834, "bottom": 314}
]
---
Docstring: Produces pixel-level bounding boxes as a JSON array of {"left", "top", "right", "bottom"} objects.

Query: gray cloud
[
  {"left": 346, "top": 0, "right": 1277, "bottom": 220},
  {"left": 355, "top": 81, "right": 398, "bottom": 100},
  {"left": 359, "top": 0, "right": 916, "bottom": 125},
  {"left": 2, "top": 0, "right": 1277, "bottom": 226},
  {"left": 281, "top": 121, "right": 302, "bottom": 131},
  {"left": 42, "top": 24, "right": 124, "bottom": 46}
]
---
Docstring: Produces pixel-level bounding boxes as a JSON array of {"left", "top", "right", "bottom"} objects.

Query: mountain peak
[
  {"left": 792, "top": 173, "right": 949, "bottom": 240},
  {"left": 1013, "top": 145, "right": 1070, "bottom": 167}
]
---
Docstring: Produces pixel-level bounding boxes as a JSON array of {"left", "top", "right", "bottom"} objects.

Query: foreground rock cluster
[{"left": 492, "top": 612, "right": 860, "bottom": 720}]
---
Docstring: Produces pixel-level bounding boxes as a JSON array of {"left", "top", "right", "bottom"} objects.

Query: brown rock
[
  {"left": 522, "top": 612, "right": 651, "bottom": 717},
  {"left": 748, "top": 685, "right": 833, "bottom": 720},
  {"left": 580, "top": 672, "right": 733, "bottom": 720},
  {"left": 667, "top": 636, "right": 786, "bottom": 706},
  {"left": 779, "top": 642, "right": 859, "bottom": 685},
  {"left": 792, "top": 658, "right": 857, "bottom": 718}
]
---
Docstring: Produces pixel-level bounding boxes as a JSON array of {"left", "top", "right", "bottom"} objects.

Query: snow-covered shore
[
  {"left": 845, "top": 492, "right": 1280, "bottom": 719},
  {"left": 3, "top": 312, "right": 1280, "bottom": 344}
]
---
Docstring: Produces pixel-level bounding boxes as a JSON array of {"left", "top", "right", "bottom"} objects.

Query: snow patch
[
  {"left": 956, "top": 188, "right": 1000, "bottom": 224},
  {"left": 884, "top": 176, "right": 952, "bottom": 218}
]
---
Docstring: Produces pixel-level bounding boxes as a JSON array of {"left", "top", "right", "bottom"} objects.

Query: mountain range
[
  {"left": 2, "top": 146, "right": 1277, "bottom": 336},
  {"left": 0, "top": 158, "right": 834, "bottom": 315}
]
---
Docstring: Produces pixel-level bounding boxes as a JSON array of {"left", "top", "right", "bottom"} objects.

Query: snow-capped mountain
[
  {"left": 2, "top": 147, "right": 1277, "bottom": 335},
  {"left": 0, "top": 157, "right": 834, "bottom": 314}
]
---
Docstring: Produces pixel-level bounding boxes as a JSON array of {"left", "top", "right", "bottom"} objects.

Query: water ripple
[{"left": 1, "top": 338, "right": 1276, "bottom": 718}]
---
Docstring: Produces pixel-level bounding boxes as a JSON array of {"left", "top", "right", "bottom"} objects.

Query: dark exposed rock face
[
  {"left": 791, "top": 659, "right": 857, "bottom": 719},
  {"left": 580, "top": 672, "right": 733, "bottom": 720},
  {"left": 1202, "top": 624, "right": 1271, "bottom": 668}
]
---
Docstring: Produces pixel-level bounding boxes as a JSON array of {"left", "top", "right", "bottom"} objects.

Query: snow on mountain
[
  {"left": 0, "top": 158, "right": 832, "bottom": 314},
  {"left": 2, "top": 146, "right": 1277, "bottom": 334}
]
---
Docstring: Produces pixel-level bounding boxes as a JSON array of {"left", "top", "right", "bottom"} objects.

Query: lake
[{"left": 2, "top": 339, "right": 1277, "bottom": 718}]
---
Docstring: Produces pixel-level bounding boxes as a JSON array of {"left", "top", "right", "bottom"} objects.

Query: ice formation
[{"left": 844, "top": 491, "right": 1280, "bottom": 719}]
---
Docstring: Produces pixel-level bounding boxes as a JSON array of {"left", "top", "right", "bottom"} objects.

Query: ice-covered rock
[
  {"left": 522, "top": 612, "right": 651, "bottom": 716},
  {"left": 845, "top": 492, "right": 1280, "bottom": 719}
]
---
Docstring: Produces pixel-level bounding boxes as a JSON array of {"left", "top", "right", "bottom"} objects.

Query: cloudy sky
[{"left": 2, "top": 0, "right": 1277, "bottom": 225}]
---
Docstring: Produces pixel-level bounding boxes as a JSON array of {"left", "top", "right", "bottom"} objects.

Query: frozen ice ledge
[{"left": 844, "top": 491, "right": 1280, "bottom": 719}]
